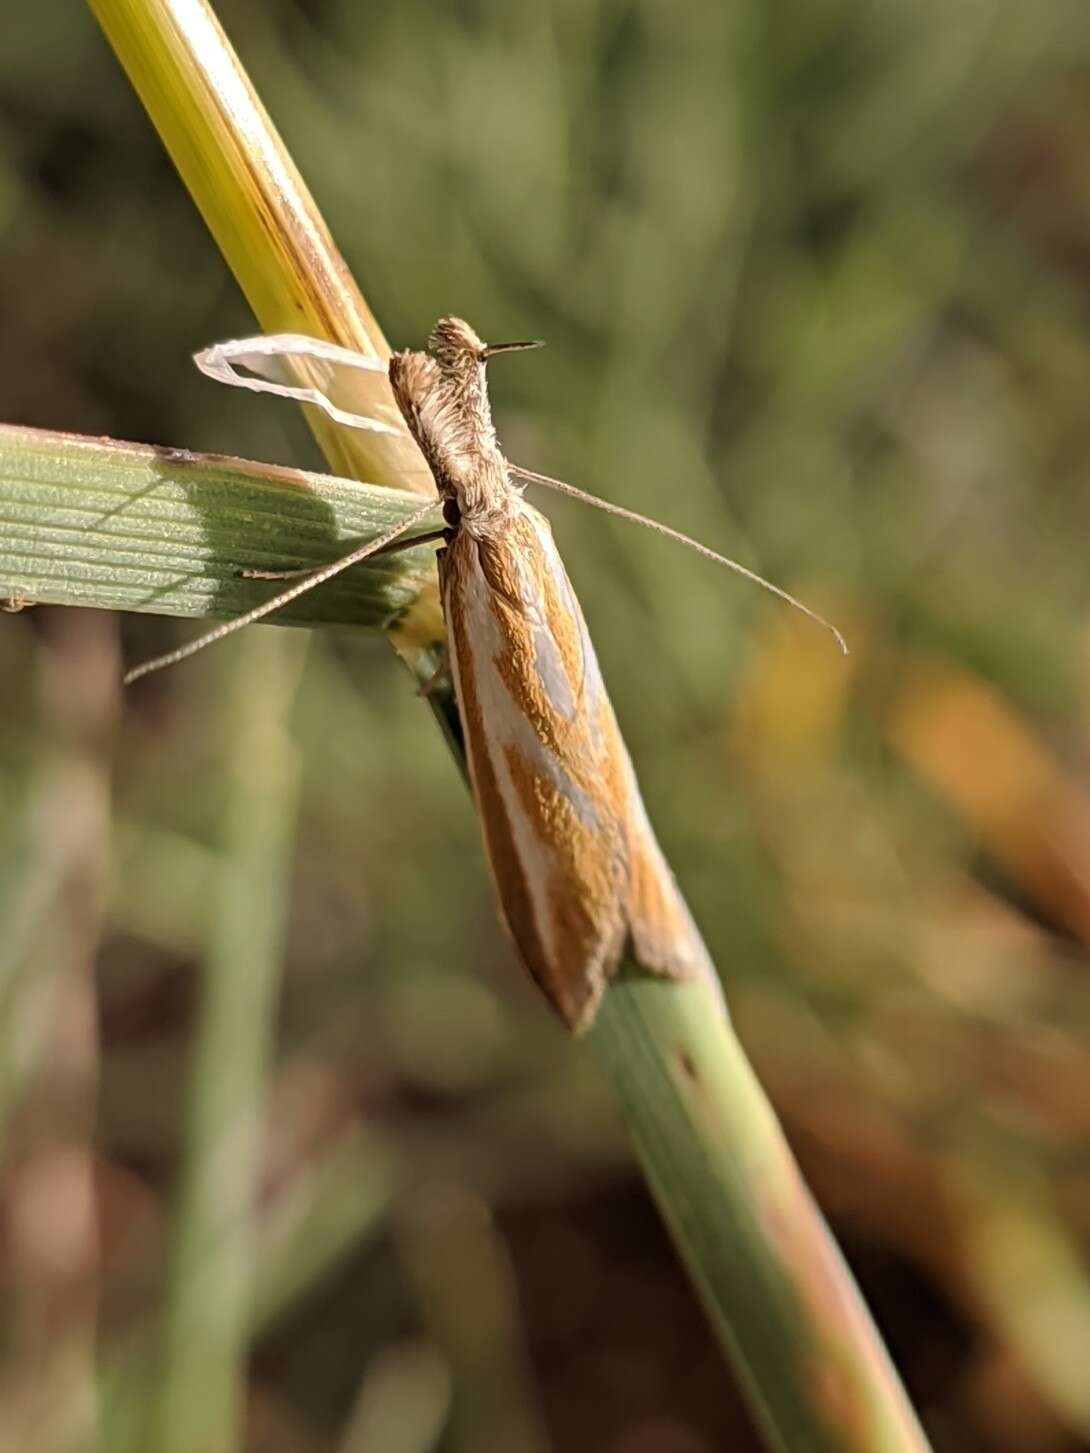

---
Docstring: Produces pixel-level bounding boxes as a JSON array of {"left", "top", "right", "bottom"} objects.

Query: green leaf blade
[{"left": 0, "top": 423, "right": 438, "bottom": 632}]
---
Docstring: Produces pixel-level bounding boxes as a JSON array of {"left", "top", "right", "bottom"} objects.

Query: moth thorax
[
  {"left": 450, "top": 456, "right": 514, "bottom": 534},
  {"left": 444, "top": 366, "right": 495, "bottom": 446}
]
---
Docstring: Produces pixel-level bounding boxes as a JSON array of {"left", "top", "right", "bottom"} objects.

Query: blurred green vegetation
[{"left": 3, "top": 1, "right": 1090, "bottom": 1449}]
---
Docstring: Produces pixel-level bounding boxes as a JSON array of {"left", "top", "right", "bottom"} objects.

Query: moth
[{"left": 127, "top": 319, "right": 843, "bottom": 1030}]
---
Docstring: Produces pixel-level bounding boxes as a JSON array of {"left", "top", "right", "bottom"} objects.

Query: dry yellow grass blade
[{"left": 86, "top": 0, "right": 444, "bottom": 670}]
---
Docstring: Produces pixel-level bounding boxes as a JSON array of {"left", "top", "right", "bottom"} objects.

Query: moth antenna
[
  {"left": 509, "top": 464, "right": 848, "bottom": 656},
  {"left": 123, "top": 497, "right": 440, "bottom": 686}
]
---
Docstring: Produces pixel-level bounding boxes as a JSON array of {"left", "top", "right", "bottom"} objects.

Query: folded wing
[{"left": 443, "top": 495, "right": 716, "bottom": 1031}]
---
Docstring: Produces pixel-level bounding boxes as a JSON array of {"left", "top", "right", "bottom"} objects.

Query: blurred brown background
[{"left": 3, "top": 1, "right": 1090, "bottom": 1449}]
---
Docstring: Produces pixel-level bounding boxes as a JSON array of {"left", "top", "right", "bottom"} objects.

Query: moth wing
[
  {"left": 444, "top": 498, "right": 718, "bottom": 1031},
  {"left": 440, "top": 519, "right": 621, "bottom": 1030},
  {"left": 622, "top": 778, "right": 720, "bottom": 993}
]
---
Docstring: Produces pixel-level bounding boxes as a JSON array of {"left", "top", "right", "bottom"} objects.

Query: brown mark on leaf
[
  {"left": 676, "top": 1049, "right": 701, "bottom": 1086},
  {"left": 760, "top": 1147, "right": 929, "bottom": 1450}
]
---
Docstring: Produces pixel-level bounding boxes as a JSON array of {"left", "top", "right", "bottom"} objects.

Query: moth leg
[
  {"left": 416, "top": 646, "right": 451, "bottom": 699},
  {"left": 241, "top": 564, "right": 315, "bottom": 581},
  {"left": 415, "top": 527, "right": 460, "bottom": 697},
  {"left": 240, "top": 526, "right": 448, "bottom": 581}
]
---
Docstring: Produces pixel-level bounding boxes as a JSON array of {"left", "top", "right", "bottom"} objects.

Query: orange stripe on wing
[
  {"left": 444, "top": 493, "right": 720, "bottom": 1030},
  {"left": 443, "top": 517, "right": 627, "bottom": 1029}
]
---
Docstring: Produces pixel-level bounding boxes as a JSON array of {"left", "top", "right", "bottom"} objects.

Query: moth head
[
  {"left": 429, "top": 316, "right": 545, "bottom": 375},
  {"left": 428, "top": 316, "right": 488, "bottom": 374}
]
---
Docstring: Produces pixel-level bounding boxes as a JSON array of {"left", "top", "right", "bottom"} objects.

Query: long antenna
[
  {"left": 509, "top": 464, "right": 848, "bottom": 656},
  {"left": 124, "top": 497, "right": 440, "bottom": 685}
]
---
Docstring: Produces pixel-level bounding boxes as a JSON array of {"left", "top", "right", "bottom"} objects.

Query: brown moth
[
  {"left": 386, "top": 319, "right": 716, "bottom": 1030},
  {"left": 128, "top": 318, "right": 843, "bottom": 1029}
]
